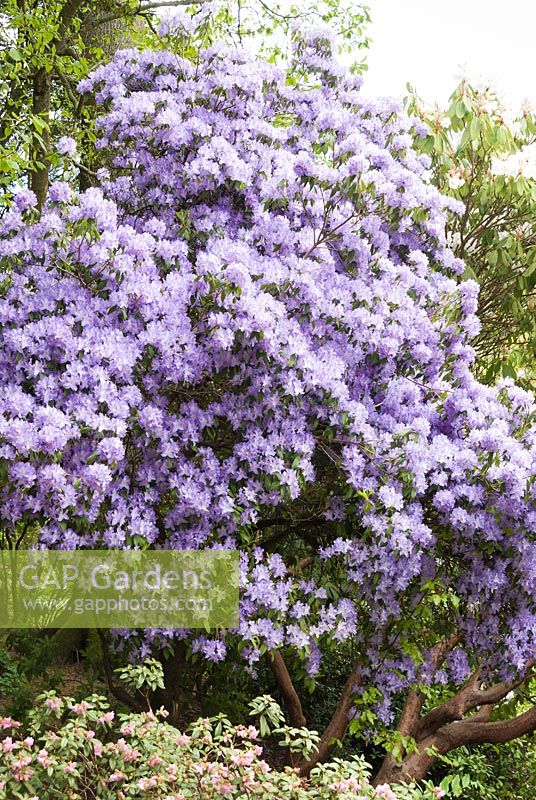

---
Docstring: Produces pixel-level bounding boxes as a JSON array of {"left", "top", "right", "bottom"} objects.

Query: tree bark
[
  {"left": 152, "top": 642, "right": 188, "bottom": 725},
  {"left": 97, "top": 629, "right": 146, "bottom": 712},
  {"left": 27, "top": 0, "right": 85, "bottom": 209},
  {"left": 299, "top": 662, "right": 362, "bottom": 776},
  {"left": 374, "top": 659, "right": 536, "bottom": 785},
  {"left": 29, "top": 67, "right": 51, "bottom": 209},
  {"left": 268, "top": 650, "right": 307, "bottom": 728}
]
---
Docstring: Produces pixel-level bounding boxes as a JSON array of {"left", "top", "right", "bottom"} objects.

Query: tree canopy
[
  {"left": 1, "top": 30, "right": 536, "bottom": 782},
  {"left": 408, "top": 81, "right": 536, "bottom": 385}
]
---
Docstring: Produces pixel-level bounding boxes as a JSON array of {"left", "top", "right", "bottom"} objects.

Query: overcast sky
[{"left": 361, "top": 0, "right": 536, "bottom": 110}]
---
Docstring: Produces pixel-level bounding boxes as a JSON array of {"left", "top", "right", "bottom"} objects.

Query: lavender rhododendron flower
[
  {"left": 57, "top": 136, "right": 77, "bottom": 157},
  {"left": 0, "top": 31, "right": 535, "bottom": 716}
]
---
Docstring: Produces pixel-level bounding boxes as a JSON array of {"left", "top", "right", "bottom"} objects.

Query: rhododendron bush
[
  {"left": 0, "top": 693, "right": 443, "bottom": 800},
  {"left": 0, "top": 30, "right": 535, "bottom": 783}
]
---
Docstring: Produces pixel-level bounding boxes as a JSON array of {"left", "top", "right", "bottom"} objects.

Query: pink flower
[
  {"left": 120, "top": 722, "right": 135, "bottom": 735},
  {"left": 13, "top": 768, "right": 34, "bottom": 782},
  {"left": 122, "top": 747, "right": 140, "bottom": 763},
  {"left": 72, "top": 701, "right": 90, "bottom": 715},
  {"left": 432, "top": 790, "right": 447, "bottom": 799},
  {"left": 231, "top": 750, "right": 254, "bottom": 766},
  {"left": 97, "top": 711, "right": 115, "bottom": 724},
  {"left": 63, "top": 761, "right": 77, "bottom": 774},
  {"left": 138, "top": 777, "right": 158, "bottom": 790},
  {"left": 375, "top": 785, "right": 397, "bottom": 800},
  {"left": 37, "top": 749, "right": 52, "bottom": 767},
  {"left": 0, "top": 716, "right": 21, "bottom": 729},
  {"left": 45, "top": 697, "right": 62, "bottom": 712},
  {"left": 12, "top": 756, "right": 31, "bottom": 770},
  {"left": 109, "top": 770, "right": 126, "bottom": 782}
]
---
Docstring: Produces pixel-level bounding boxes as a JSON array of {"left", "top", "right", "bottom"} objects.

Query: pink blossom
[
  {"left": 0, "top": 716, "right": 21, "bottom": 729},
  {"left": 37, "top": 749, "right": 52, "bottom": 767},
  {"left": 45, "top": 697, "right": 61, "bottom": 712},
  {"left": 12, "top": 756, "right": 31, "bottom": 770},
  {"left": 138, "top": 777, "right": 158, "bottom": 790},
  {"left": 375, "top": 784, "right": 397, "bottom": 800},
  {"left": 13, "top": 768, "right": 34, "bottom": 782},
  {"left": 72, "top": 701, "right": 91, "bottom": 715},
  {"left": 120, "top": 722, "right": 135, "bottom": 735}
]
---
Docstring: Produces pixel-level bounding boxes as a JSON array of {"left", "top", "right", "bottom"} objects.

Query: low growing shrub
[{"left": 0, "top": 691, "right": 447, "bottom": 800}]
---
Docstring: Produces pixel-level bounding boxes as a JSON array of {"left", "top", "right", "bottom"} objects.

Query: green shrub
[
  {"left": 435, "top": 740, "right": 536, "bottom": 800},
  {"left": 0, "top": 690, "right": 447, "bottom": 800}
]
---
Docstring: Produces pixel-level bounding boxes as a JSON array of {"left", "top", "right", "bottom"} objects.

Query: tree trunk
[
  {"left": 81, "top": 7, "right": 142, "bottom": 58},
  {"left": 268, "top": 650, "right": 307, "bottom": 728},
  {"left": 77, "top": 5, "right": 144, "bottom": 190},
  {"left": 30, "top": 67, "right": 51, "bottom": 209},
  {"left": 299, "top": 662, "right": 362, "bottom": 776},
  {"left": 373, "top": 661, "right": 536, "bottom": 786},
  {"left": 374, "top": 748, "right": 437, "bottom": 785},
  {"left": 153, "top": 643, "right": 188, "bottom": 726}
]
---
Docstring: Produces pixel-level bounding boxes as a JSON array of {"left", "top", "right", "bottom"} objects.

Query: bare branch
[
  {"left": 139, "top": 0, "right": 205, "bottom": 11},
  {"left": 439, "top": 703, "right": 536, "bottom": 748},
  {"left": 414, "top": 661, "right": 534, "bottom": 743}
]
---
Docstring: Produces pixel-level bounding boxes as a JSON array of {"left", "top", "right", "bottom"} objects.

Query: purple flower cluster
[{"left": 1, "top": 33, "right": 535, "bottom": 709}]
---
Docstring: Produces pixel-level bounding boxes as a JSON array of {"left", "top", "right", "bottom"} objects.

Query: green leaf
[
  {"left": 461, "top": 263, "right": 478, "bottom": 282},
  {"left": 470, "top": 116, "right": 481, "bottom": 142},
  {"left": 455, "top": 100, "right": 467, "bottom": 119}
]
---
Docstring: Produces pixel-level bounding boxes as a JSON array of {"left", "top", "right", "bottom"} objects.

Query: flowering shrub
[
  {"left": 0, "top": 693, "right": 445, "bottom": 800},
  {"left": 0, "top": 29, "right": 535, "bottom": 748}
]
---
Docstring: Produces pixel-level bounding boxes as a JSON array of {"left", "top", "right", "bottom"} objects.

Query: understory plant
[{"left": 0, "top": 690, "right": 446, "bottom": 800}]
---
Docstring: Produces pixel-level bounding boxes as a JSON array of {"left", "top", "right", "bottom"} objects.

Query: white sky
[{"left": 362, "top": 0, "right": 536, "bottom": 110}]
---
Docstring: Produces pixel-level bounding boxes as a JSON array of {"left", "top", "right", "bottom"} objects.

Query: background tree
[
  {"left": 0, "top": 0, "right": 370, "bottom": 207},
  {"left": 407, "top": 82, "right": 536, "bottom": 385}
]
